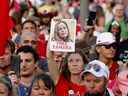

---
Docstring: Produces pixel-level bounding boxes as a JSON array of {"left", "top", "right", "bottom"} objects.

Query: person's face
[
  {"left": 0, "top": 47, "right": 11, "bottom": 68},
  {"left": 29, "top": 8, "right": 35, "bottom": 16},
  {"left": 68, "top": 53, "right": 84, "bottom": 75},
  {"left": 57, "top": 22, "right": 69, "bottom": 40},
  {"left": 115, "top": 5, "right": 124, "bottom": 17},
  {"left": 0, "top": 82, "right": 9, "bottom": 96},
  {"left": 22, "top": 10, "right": 29, "bottom": 18},
  {"left": 19, "top": 52, "right": 36, "bottom": 76},
  {"left": 42, "top": 17, "right": 51, "bottom": 25},
  {"left": 30, "top": 80, "right": 52, "bottom": 96},
  {"left": 21, "top": 34, "right": 37, "bottom": 49},
  {"left": 83, "top": 73, "right": 107, "bottom": 95},
  {"left": 22, "top": 22, "right": 37, "bottom": 33},
  {"left": 111, "top": 25, "right": 120, "bottom": 33},
  {"left": 96, "top": 44, "right": 116, "bottom": 59}
]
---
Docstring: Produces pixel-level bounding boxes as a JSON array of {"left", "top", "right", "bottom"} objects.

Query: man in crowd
[
  {"left": 16, "top": 46, "right": 39, "bottom": 96},
  {"left": 81, "top": 60, "right": 114, "bottom": 96},
  {"left": 22, "top": 19, "right": 37, "bottom": 34},
  {"left": 21, "top": 19, "right": 47, "bottom": 58},
  {"left": 0, "top": 40, "right": 17, "bottom": 76},
  {"left": 20, "top": 31, "right": 48, "bottom": 73},
  {"left": 95, "top": 32, "right": 119, "bottom": 88}
]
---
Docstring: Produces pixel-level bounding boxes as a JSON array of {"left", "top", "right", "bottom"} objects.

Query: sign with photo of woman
[{"left": 49, "top": 18, "right": 76, "bottom": 52}]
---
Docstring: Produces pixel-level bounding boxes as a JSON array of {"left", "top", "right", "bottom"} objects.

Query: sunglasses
[
  {"left": 99, "top": 43, "right": 117, "bottom": 49},
  {"left": 86, "top": 64, "right": 101, "bottom": 72}
]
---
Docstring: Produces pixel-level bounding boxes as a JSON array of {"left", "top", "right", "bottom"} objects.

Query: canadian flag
[{"left": 0, "top": 0, "right": 10, "bottom": 56}]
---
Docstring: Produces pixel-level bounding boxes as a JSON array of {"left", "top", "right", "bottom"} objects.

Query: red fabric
[
  {"left": 14, "top": 0, "right": 20, "bottom": 12},
  {"left": 8, "top": 16, "right": 15, "bottom": 31},
  {"left": 37, "top": 33, "right": 47, "bottom": 58},
  {"left": 76, "top": 23, "right": 81, "bottom": 34},
  {"left": 56, "top": 74, "right": 86, "bottom": 96},
  {"left": 0, "top": 0, "right": 10, "bottom": 56},
  {"left": 108, "top": 62, "right": 119, "bottom": 89},
  {"left": 109, "top": 62, "right": 119, "bottom": 80}
]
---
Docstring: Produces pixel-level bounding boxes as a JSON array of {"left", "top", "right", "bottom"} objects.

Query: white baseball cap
[
  {"left": 81, "top": 60, "right": 109, "bottom": 79},
  {"left": 96, "top": 32, "right": 116, "bottom": 45}
]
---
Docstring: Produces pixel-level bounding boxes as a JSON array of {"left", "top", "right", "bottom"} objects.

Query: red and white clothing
[{"left": 56, "top": 74, "right": 86, "bottom": 96}]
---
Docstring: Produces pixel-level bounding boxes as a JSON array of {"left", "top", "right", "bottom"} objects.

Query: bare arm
[{"left": 47, "top": 47, "right": 61, "bottom": 85}]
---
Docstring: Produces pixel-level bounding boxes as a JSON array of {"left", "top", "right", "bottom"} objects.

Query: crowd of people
[{"left": 0, "top": 0, "right": 128, "bottom": 96}]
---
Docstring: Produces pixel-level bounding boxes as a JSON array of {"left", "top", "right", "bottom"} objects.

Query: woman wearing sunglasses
[{"left": 81, "top": 60, "right": 114, "bottom": 96}]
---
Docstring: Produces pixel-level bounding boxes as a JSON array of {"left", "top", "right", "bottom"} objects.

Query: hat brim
[{"left": 81, "top": 69, "right": 107, "bottom": 79}]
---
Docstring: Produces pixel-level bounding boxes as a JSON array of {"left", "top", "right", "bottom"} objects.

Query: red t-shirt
[{"left": 56, "top": 74, "right": 86, "bottom": 96}]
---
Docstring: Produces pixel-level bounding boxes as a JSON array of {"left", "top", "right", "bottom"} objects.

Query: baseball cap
[
  {"left": 81, "top": 60, "right": 109, "bottom": 79},
  {"left": 96, "top": 32, "right": 116, "bottom": 45}
]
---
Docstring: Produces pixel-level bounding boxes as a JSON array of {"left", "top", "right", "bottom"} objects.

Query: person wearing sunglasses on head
[
  {"left": 95, "top": 32, "right": 119, "bottom": 90},
  {"left": 81, "top": 60, "right": 114, "bottom": 96}
]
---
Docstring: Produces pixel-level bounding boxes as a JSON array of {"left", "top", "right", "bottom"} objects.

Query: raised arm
[{"left": 47, "top": 47, "right": 61, "bottom": 85}]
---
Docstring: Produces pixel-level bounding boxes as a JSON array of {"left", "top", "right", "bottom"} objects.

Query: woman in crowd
[
  {"left": 29, "top": 74, "right": 55, "bottom": 96},
  {"left": 108, "top": 20, "right": 121, "bottom": 43},
  {"left": 0, "top": 76, "right": 14, "bottom": 96},
  {"left": 47, "top": 49, "right": 88, "bottom": 96}
]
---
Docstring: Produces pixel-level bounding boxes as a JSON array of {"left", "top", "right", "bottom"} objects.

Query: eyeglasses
[
  {"left": 23, "top": 40, "right": 37, "bottom": 45},
  {"left": 99, "top": 43, "right": 117, "bottom": 49},
  {"left": 86, "top": 64, "right": 101, "bottom": 72}
]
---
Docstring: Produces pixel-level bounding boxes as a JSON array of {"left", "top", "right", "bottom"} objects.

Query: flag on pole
[{"left": 0, "top": 0, "right": 10, "bottom": 56}]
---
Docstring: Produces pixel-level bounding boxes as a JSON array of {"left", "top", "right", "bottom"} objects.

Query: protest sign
[{"left": 49, "top": 18, "right": 76, "bottom": 52}]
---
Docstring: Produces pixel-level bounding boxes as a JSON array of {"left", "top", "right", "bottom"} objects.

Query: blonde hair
[{"left": 53, "top": 21, "right": 71, "bottom": 42}]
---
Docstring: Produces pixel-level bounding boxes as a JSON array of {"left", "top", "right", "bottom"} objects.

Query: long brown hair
[{"left": 61, "top": 49, "right": 88, "bottom": 80}]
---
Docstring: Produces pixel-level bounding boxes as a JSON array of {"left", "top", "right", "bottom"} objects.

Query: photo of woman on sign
[
  {"left": 50, "top": 18, "right": 76, "bottom": 52},
  {"left": 52, "top": 21, "right": 73, "bottom": 42}
]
